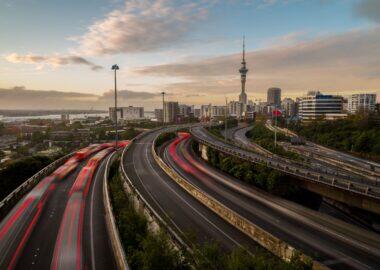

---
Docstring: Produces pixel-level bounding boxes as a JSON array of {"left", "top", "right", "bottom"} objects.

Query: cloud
[
  {"left": 75, "top": 0, "right": 208, "bottom": 55},
  {"left": 5, "top": 53, "right": 103, "bottom": 71},
  {"left": 137, "top": 27, "right": 380, "bottom": 99},
  {"left": 99, "top": 89, "right": 161, "bottom": 100},
  {"left": 355, "top": 0, "right": 380, "bottom": 23},
  {"left": 0, "top": 87, "right": 164, "bottom": 110}
]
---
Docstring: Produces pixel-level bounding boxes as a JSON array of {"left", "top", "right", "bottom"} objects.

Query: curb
[
  {"left": 152, "top": 132, "right": 328, "bottom": 270},
  {"left": 103, "top": 151, "right": 130, "bottom": 270}
]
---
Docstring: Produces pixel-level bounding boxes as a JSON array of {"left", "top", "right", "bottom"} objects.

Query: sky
[{"left": 1, "top": 0, "right": 380, "bottom": 110}]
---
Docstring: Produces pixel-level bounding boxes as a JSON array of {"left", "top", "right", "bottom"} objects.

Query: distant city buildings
[
  {"left": 347, "top": 93, "right": 377, "bottom": 114},
  {"left": 194, "top": 108, "right": 201, "bottom": 119},
  {"left": 299, "top": 91, "right": 345, "bottom": 121},
  {"left": 267, "top": 87, "right": 281, "bottom": 107},
  {"left": 211, "top": 105, "right": 226, "bottom": 119},
  {"left": 201, "top": 104, "right": 211, "bottom": 120},
  {"left": 164, "top": 101, "right": 179, "bottom": 123},
  {"left": 109, "top": 106, "right": 144, "bottom": 122},
  {"left": 154, "top": 108, "right": 163, "bottom": 122},
  {"left": 228, "top": 101, "right": 243, "bottom": 118},
  {"left": 281, "top": 98, "right": 296, "bottom": 117}
]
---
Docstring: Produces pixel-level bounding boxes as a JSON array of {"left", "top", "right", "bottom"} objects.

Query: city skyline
[{"left": 1, "top": 0, "right": 380, "bottom": 110}]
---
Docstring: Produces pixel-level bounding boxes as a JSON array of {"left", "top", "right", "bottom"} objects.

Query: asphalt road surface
[
  {"left": 162, "top": 133, "right": 380, "bottom": 270},
  {"left": 122, "top": 129, "right": 258, "bottom": 251},
  {"left": 14, "top": 152, "right": 116, "bottom": 270}
]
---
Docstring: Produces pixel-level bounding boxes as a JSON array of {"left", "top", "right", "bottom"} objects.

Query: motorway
[
  {"left": 233, "top": 125, "right": 372, "bottom": 182},
  {"left": 161, "top": 132, "right": 380, "bottom": 269},
  {"left": 0, "top": 146, "right": 117, "bottom": 270},
  {"left": 122, "top": 129, "right": 259, "bottom": 252},
  {"left": 191, "top": 126, "right": 380, "bottom": 199},
  {"left": 265, "top": 122, "right": 380, "bottom": 179}
]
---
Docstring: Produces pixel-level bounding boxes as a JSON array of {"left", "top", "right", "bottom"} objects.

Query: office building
[
  {"left": 347, "top": 93, "right": 377, "bottom": 114},
  {"left": 194, "top": 108, "right": 201, "bottom": 119},
  {"left": 201, "top": 104, "right": 211, "bottom": 120},
  {"left": 211, "top": 105, "right": 226, "bottom": 119},
  {"left": 178, "top": 104, "right": 192, "bottom": 117},
  {"left": 267, "top": 87, "right": 281, "bottom": 107},
  {"left": 229, "top": 101, "right": 243, "bottom": 118},
  {"left": 281, "top": 98, "right": 296, "bottom": 117},
  {"left": 109, "top": 106, "right": 144, "bottom": 122},
  {"left": 154, "top": 108, "right": 163, "bottom": 122},
  {"left": 299, "top": 91, "right": 344, "bottom": 121},
  {"left": 164, "top": 101, "right": 179, "bottom": 123}
]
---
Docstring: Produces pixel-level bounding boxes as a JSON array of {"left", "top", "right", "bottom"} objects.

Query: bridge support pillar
[{"left": 200, "top": 144, "right": 208, "bottom": 161}]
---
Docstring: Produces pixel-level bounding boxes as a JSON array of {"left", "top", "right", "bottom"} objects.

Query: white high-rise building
[
  {"left": 299, "top": 91, "right": 344, "bottom": 121},
  {"left": 347, "top": 93, "right": 377, "bottom": 114},
  {"left": 228, "top": 101, "right": 243, "bottom": 118},
  {"left": 109, "top": 106, "right": 144, "bottom": 122}
]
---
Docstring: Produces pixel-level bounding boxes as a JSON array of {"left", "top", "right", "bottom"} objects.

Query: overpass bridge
[{"left": 190, "top": 126, "right": 380, "bottom": 215}]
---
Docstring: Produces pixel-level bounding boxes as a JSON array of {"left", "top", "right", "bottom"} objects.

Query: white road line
[
  {"left": 146, "top": 141, "right": 243, "bottom": 248},
  {"left": 89, "top": 155, "right": 108, "bottom": 270}
]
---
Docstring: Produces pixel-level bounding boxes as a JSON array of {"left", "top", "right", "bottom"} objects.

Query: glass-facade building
[{"left": 299, "top": 91, "right": 343, "bottom": 120}]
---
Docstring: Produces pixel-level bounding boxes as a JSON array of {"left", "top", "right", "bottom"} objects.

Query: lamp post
[
  {"left": 111, "top": 64, "right": 119, "bottom": 148},
  {"left": 161, "top": 91, "right": 165, "bottom": 126},
  {"left": 225, "top": 97, "right": 228, "bottom": 142}
]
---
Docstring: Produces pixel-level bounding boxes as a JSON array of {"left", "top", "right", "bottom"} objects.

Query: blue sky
[{"left": 0, "top": 0, "right": 379, "bottom": 109}]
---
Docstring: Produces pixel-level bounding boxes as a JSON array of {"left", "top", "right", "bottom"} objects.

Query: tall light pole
[
  {"left": 225, "top": 97, "right": 228, "bottom": 142},
  {"left": 274, "top": 105, "right": 277, "bottom": 148},
  {"left": 111, "top": 64, "right": 119, "bottom": 148},
  {"left": 161, "top": 91, "right": 165, "bottom": 126}
]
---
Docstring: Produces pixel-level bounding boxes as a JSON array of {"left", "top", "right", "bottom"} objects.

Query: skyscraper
[
  {"left": 164, "top": 101, "right": 179, "bottom": 123},
  {"left": 267, "top": 87, "right": 281, "bottom": 107},
  {"left": 238, "top": 36, "right": 248, "bottom": 109}
]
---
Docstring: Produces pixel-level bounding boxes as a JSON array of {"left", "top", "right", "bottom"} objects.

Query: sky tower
[{"left": 238, "top": 36, "right": 248, "bottom": 108}]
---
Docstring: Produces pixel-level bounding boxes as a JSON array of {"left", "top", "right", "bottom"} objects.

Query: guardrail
[
  {"left": 0, "top": 152, "right": 75, "bottom": 220},
  {"left": 233, "top": 127, "right": 376, "bottom": 184},
  {"left": 103, "top": 151, "right": 130, "bottom": 270},
  {"left": 266, "top": 123, "right": 380, "bottom": 176},
  {"left": 152, "top": 132, "right": 327, "bottom": 270},
  {"left": 119, "top": 133, "right": 190, "bottom": 253},
  {"left": 281, "top": 143, "right": 380, "bottom": 182},
  {"left": 190, "top": 127, "right": 380, "bottom": 201}
]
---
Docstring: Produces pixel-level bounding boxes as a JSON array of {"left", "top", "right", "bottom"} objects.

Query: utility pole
[
  {"left": 225, "top": 97, "right": 228, "bottom": 142},
  {"left": 161, "top": 91, "right": 165, "bottom": 126},
  {"left": 274, "top": 106, "right": 277, "bottom": 148},
  {"left": 111, "top": 64, "right": 119, "bottom": 148}
]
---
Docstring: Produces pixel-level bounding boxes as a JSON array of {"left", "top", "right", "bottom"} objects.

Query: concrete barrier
[
  {"left": 152, "top": 133, "right": 328, "bottom": 270},
  {"left": 119, "top": 135, "right": 190, "bottom": 253},
  {"left": 191, "top": 132, "right": 380, "bottom": 202},
  {"left": 0, "top": 152, "right": 75, "bottom": 220},
  {"left": 103, "top": 151, "right": 130, "bottom": 270}
]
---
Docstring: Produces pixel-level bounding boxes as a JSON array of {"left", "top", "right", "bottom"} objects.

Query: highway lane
[
  {"left": 122, "top": 129, "right": 258, "bottom": 252},
  {"left": 233, "top": 125, "right": 369, "bottom": 182},
  {"left": 83, "top": 151, "right": 117, "bottom": 270},
  {"left": 265, "top": 122, "right": 380, "bottom": 178},
  {"left": 15, "top": 157, "right": 88, "bottom": 269},
  {"left": 191, "top": 126, "right": 380, "bottom": 198},
  {"left": 163, "top": 134, "right": 380, "bottom": 269},
  {"left": 15, "top": 148, "right": 116, "bottom": 270}
]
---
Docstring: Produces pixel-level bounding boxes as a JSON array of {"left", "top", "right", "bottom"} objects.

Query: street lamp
[
  {"left": 161, "top": 91, "right": 166, "bottom": 126},
  {"left": 225, "top": 97, "right": 228, "bottom": 142},
  {"left": 111, "top": 64, "right": 119, "bottom": 148}
]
